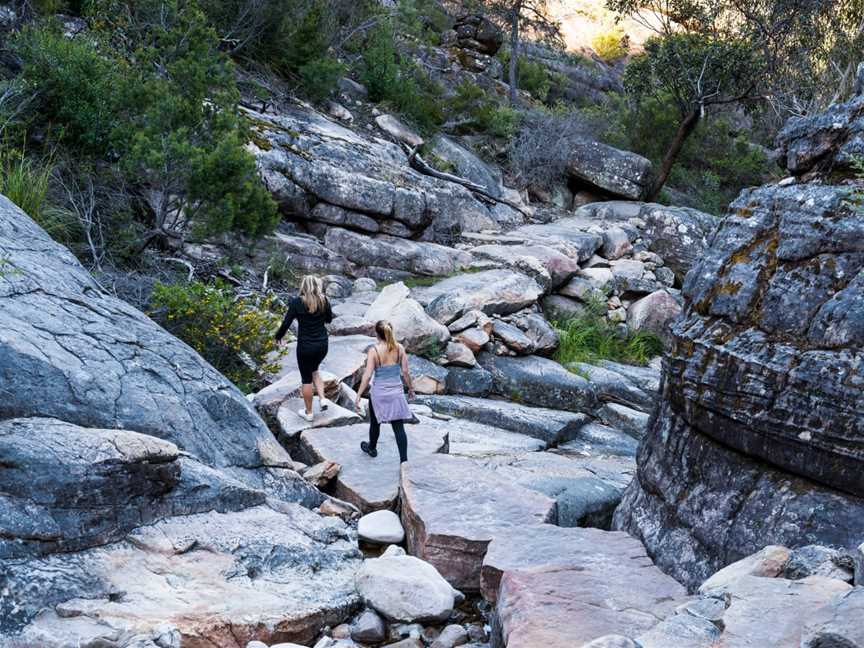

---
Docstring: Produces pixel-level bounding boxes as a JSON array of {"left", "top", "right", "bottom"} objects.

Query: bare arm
[
  {"left": 354, "top": 348, "right": 376, "bottom": 409},
  {"left": 400, "top": 345, "right": 415, "bottom": 399}
]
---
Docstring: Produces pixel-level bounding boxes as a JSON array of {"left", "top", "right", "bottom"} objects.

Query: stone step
[
  {"left": 415, "top": 394, "right": 590, "bottom": 447},
  {"left": 400, "top": 454, "right": 557, "bottom": 592},
  {"left": 299, "top": 423, "right": 449, "bottom": 513}
]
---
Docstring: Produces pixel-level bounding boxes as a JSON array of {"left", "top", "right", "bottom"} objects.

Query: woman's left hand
[{"left": 407, "top": 389, "right": 416, "bottom": 401}]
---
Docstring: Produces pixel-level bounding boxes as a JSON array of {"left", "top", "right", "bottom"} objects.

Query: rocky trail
[{"left": 2, "top": 31, "right": 864, "bottom": 648}]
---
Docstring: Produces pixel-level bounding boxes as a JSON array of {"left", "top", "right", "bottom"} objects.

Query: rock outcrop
[
  {"left": 614, "top": 94, "right": 864, "bottom": 590},
  {"left": 251, "top": 104, "right": 514, "bottom": 245},
  {"left": 0, "top": 195, "right": 359, "bottom": 645}
]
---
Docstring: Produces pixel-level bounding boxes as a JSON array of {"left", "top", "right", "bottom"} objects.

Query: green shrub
[
  {"left": 149, "top": 281, "right": 286, "bottom": 392},
  {"left": 359, "top": 21, "right": 444, "bottom": 134},
  {"left": 448, "top": 82, "right": 521, "bottom": 137},
  {"left": 14, "top": 25, "right": 123, "bottom": 154},
  {"left": 498, "top": 52, "right": 554, "bottom": 102},
  {"left": 582, "top": 91, "right": 770, "bottom": 214},
  {"left": 15, "top": 7, "right": 279, "bottom": 245},
  {"left": 553, "top": 308, "right": 662, "bottom": 367},
  {"left": 298, "top": 56, "right": 346, "bottom": 102},
  {"left": 592, "top": 27, "right": 628, "bottom": 62}
]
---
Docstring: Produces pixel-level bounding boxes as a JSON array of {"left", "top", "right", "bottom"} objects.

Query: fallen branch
[
  {"left": 166, "top": 257, "right": 195, "bottom": 283},
  {"left": 402, "top": 144, "right": 532, "bottom": 219}
]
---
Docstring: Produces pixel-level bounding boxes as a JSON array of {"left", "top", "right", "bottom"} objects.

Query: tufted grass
[{"left": 553, "top": 301, "right": 663, "bottom": 368}]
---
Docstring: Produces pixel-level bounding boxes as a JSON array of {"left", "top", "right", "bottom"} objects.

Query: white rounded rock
[
  {"left": 358, "top": 510, "right": 405, "bottom": 545},
  {"left": 355, "top": 553, "right": 456, "bottom": 622}
]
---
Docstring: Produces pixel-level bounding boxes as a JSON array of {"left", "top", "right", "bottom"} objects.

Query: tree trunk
[
  {"left": 508, "top": 3, "right": 521, "bottom": 105},
  {"left": 646, "top": 107, "right": 701, "bottom": 201}
]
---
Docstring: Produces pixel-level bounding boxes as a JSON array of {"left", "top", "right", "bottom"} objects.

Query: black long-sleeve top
[{"left": 275, "top": 296, "right": 333, "bottom": 343}]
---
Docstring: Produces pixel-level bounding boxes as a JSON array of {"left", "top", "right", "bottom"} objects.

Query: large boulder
[
  {"left": 453, "top": 14, "right": 504, "bottom": 55},
  {"left": 479, "top": 353, "right": 598, "bottom": 413},
  {"left": 0, "top": 418, "right": 179, "bottom": 558},
  {"left": 0, "top": 194, "right": 358, "bottom": 644},
  {"left": 470, "top": 244, "right": 580, "bottom": 290},
  {"left": 355, "top": 549, "right": 458, "bottom": 623},
  {"left": 418, "top": 270, "right": 544, "bottom": 325},
  {"left": 613, "top": 129, "right": 864, "bottom": 589},
  {"left": 415, "top": 394, "right": 590, "bottom": 446},
  {"left": 400, "top": 454, "right": 557, "bottom": 590},
  {"left": 566, "top": 138, "right": 654, "bottom": 200},
  {"left": 0, "top": 195, "right": 299, "bottom": 491},
  {"left": 775, "top": 91, "right": 864, "bottom": 175},
  {"left": 365, "top": 282, "right": 450, "bottom": 355},
  {"left": 325, "top": 228, "right": 473, "bottom": 278}
]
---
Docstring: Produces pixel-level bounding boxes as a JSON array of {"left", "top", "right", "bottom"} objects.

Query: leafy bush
[
  {"left": 14, "top": 7, "right": 278, "bottom": 248},
  {"left": 498, "top": 51, "right": 555, "bottom": 102},
  {"left": 580, "top": 91, "right": 770, "bottom": 214},
  {"left": 447, "top": 81, "right": 521, "bottom": 137},
  {"left": 298, "top": 56, "right": 346, "bottom": 102},
  {"left": 149, "top": 281, "right": 286, "bottom": 392},
  {"left": 359, "top": 21, "right": 444, "bottom": 134},
  {"left": 553, "top": 306, "right": 662, "bottom": 367},
  {"left": 592, "top": 27, "right": 628, "bottom": 62}
]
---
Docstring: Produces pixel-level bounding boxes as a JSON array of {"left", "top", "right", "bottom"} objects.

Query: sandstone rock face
[
  {"left": 776, "top": 92, "right": 864, "bottom": 175},
  {"left": 400, "top": 455, "right": 557, "bottom": 590},
  {"left": 479, "top": 353, "right": 598, "bottom": 413},
  {"left": 0, "top": 418, "right": 179, "bottom": 558},
  {"left": 415, "top": 394, "right": 589, "bottom": 446},
  {"left": 489, "top": 526, "right": 686, "bottom": 648},
  {"left": 4, "top": 504, "right": 362, "bottom": 647},
  {"left": 326, "top": 228, "right": 472, "bottom": 278},
  {"left": 614, "top": 109, "right": 864, "bottom": 590},
  {"left": 0, "top": 195, "right": 361, "bottom": 645},
  {"left": 0, "top": 196, "right": 290, "bottom": 478},
  {"left": 801, "top": 587, "right": 864, "bottom": 648},
  {"left": 617, "top": 402, "right": 864, "bottom": 589},
  {"left": 251, "top": 106, "right": 507, "bottom": 243}
]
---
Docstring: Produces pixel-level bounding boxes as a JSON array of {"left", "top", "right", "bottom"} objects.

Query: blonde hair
[
  {"left": 299, "top": 275, "right": 326, "bottom": 314},
  {"left": 375, "top": 320, "right": 397, "bottom": 352}
]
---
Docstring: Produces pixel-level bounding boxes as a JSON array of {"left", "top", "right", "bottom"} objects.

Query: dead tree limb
[{"left": 402, "top": 144, "right": 533, "bottom": 219}]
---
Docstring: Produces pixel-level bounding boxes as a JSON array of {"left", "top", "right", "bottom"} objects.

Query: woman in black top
[{"left": 275, "top": 275, "right": 333, "bottom": 422}]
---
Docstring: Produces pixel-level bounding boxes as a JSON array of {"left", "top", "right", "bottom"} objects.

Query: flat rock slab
[
  {"left": 441, "top": 417, "right": 546, "bottom": 458},
  {"left": 300, "top": 423, "right": 449, "bottom": 513},
  {"left": 703, "top": 574, "right": 852, "bottom": 647},
  {"left": 479, "top": 353, "right": 599, "bottom": 414},
  {"left": 415, "top": 395, "right": 590, "bottom": 447},
  {"left": 473, "top": 452, "right": 635, "bottom": 528},
  {"left": 400, "top": 455, "right": 556, "bottom": 591},
  {"left": 5, "top": 505, "right": 361, "bottom": 647},
  {"left": 570, "top": 362, "right": 660, "bottom": 413},
  {"left": 489, "top": 526, "right": 686, "bottom": 647},
  {"left": 276, "top": 399, "right": 362, "bottom": 442}
]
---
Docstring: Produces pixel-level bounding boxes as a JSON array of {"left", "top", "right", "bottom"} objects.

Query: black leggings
[
  {"left": 297, "top": 339, "right": 328, "bottom": 384},
  {"left": 368, "top": 400, "right": 408, "bottom": 463}
]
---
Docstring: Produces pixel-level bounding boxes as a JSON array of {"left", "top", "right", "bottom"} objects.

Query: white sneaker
[
  {"left": 297, "top": 408, "right": 314, "bottom": 422},
  {"left": 319, "top": 397, "right": 332, "bottom": 411}
]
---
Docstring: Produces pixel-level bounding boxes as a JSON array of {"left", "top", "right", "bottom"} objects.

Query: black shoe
[{"left": 360, "top": 441, "right": 377, "bottom": 458}]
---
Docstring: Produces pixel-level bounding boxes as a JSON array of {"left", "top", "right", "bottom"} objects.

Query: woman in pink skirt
[{"left": 355, "top": 320, "right": 415, "bottom": 463}]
